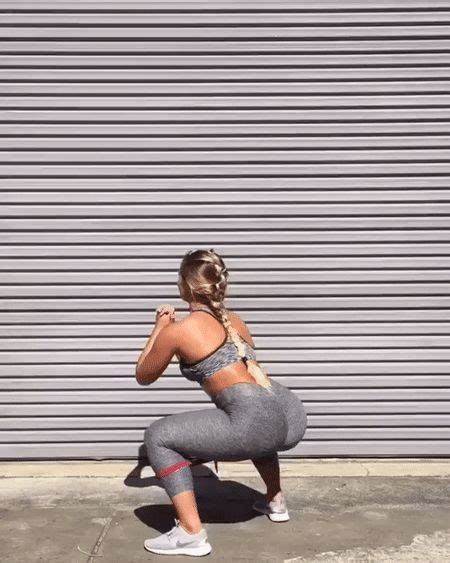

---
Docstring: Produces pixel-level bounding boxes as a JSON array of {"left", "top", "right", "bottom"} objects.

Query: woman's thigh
[{"left": 146, "top": 401, "right": 286, "bottom": 462}]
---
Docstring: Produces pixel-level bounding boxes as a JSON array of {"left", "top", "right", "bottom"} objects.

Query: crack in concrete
[
  {"left": 358, "top": 461, "right": 371, "bottom": 477},
  {"left": 86, "top": 515, "right": 114, "bottom": 563}
]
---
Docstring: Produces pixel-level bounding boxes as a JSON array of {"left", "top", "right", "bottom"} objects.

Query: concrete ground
[{"left": 1, "top": 459, "right": 449, "bottom": 562}]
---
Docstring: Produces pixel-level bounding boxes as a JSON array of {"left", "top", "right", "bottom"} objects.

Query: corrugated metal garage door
[{"left": 1, "top": 1, "right": 449, "bottom": 459}]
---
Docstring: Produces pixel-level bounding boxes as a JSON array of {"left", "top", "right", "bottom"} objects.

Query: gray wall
[{"left": 1, "top": 1, "right": 449, "bottom": 459}]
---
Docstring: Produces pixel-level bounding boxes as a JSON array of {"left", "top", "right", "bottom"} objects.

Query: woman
[{"left": 135, "top": 248, "right": 308, "bottom": 557}]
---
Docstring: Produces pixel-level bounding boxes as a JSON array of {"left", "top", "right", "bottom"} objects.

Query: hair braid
[
  {"left": 204, "top": 251, "right": 272, "bottom": 390},
  {"left": 217, "top": 304, "right": 272, "bottom": 390}
]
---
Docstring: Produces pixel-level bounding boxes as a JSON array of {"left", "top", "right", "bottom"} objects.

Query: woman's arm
[
  {"left": 135, "top": 304, "right": 177, "bottom": 385},
  {"left": 135, "top": 323, "right": 165, "bottom": 372}
]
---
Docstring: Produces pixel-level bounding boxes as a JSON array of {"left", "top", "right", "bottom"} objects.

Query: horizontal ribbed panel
[
  {"left": 1, "top": 442, "right": 447, "bottom": 459},
  {"left": 1, "top": 0, "right": 449, "bottom": 459},
  {"left": 3, "top": 414, "right": 449, "bottom": 429},
  {"left": 3, "top": 1, "right": 450, "bottom": 8}
]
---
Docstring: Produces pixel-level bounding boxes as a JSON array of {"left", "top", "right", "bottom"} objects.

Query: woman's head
[
  {"left": 178, "top": 248, "right": 229, "bottom": 310},
  {"left": 178, "top": 248, "right": 272, "bottom": 389}
]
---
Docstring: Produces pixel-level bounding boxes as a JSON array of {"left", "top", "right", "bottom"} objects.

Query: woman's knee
[{"left": 144, "top": 418, "right": 168, "bottom": 451}]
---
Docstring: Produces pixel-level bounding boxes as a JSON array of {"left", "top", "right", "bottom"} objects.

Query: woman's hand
[{"left": 155, "top": 303, "right": 176, "bottom": 327}]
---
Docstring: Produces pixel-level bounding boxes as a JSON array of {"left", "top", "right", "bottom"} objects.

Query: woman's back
[{"left": 176, "top": 307, "right": 262, "bottom": 398}]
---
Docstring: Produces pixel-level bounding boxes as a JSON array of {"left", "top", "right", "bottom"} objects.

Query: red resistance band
[{"left": 157, "top": 460, "right": 192, "bottom": 479}]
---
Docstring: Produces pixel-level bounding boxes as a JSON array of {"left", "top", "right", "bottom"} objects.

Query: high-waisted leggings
[{"left": 144, "top": 379, "right": 308, "bottom": 499}]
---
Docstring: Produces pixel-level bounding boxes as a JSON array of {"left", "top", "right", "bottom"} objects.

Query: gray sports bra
[{"left": 178, "top": 307, "right": 257, "bottom": 386}]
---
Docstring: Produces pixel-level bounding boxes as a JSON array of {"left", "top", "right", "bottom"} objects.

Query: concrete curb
[{"left": 0, "top": 458, "right": 449, "bottom": 478}]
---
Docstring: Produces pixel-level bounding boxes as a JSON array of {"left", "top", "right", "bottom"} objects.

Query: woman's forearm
[{"left": 136, "top": 324, "right": 164, "bottom": 372}]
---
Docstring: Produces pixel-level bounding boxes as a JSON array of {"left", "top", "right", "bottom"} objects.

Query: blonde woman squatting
[{"left": 135, "top": 248, "right": 308, "bottom": 556}]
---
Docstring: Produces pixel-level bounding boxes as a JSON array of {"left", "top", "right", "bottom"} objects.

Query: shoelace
[
  {"left": 269, "top": 496, "right": 287, "bottom": 512},
  {"left": 168, "top": 518, "right": 204, "bottom": 538},
  {"left": 166, "top": 518, "right": 180, "bottom": 539}
]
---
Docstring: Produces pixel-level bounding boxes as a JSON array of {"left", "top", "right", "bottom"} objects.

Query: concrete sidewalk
[{"left": 1, "top": 459, "right": 449, "bottom": 562}]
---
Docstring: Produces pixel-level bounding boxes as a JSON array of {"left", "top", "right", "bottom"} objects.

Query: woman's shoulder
[
  {"left": 226, "top": 309, "right": 256, "bottom": 349},
  {"left": 175, "top": 307, "right": 255, "bottom": 348}
]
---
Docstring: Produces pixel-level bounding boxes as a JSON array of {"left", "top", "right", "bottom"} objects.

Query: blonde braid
[
  {"left": 206, "top": 252, "right": 272, "bottom": 390},
  {"left": 220, "top": 307, "right": 272, "bottom": 390}
]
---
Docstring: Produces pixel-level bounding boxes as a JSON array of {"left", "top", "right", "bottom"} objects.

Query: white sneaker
[
  {"left": 144, "top": 517, "right": 212, "bottom": 556},
  {"left": 252, "top": 493, "right": 290, "bottom": 522}
]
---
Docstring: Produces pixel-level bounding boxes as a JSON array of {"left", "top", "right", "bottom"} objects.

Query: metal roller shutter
[{"left": 1, "top": 1, "right": 449, "bottom": 459}]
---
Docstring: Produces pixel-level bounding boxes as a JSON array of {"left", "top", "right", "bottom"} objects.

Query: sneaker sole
[
  {"left": 252, "top": 501, "right": 290, "bottom": 522},
  {"left": 144, "top": 540, "right": 212, "bottom": 556}
]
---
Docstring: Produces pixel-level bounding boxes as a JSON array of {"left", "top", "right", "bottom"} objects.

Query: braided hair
[{"left": 179, "top": 248, "right": 272, "bottom": 389}]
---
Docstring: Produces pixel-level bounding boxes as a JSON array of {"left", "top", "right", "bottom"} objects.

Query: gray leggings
[{"left": 144, "top": 379, "right": 308, "bottom": 498}]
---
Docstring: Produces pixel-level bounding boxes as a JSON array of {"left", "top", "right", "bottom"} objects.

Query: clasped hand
[{"left": 155, "top": 303, "right": 176, "bottom": 327}]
